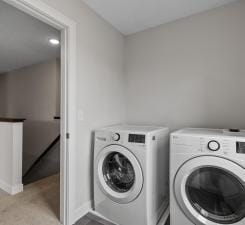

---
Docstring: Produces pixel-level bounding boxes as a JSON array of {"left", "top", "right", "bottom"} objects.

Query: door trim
[
  {"left": 3, "top": 1, "right": 77, "bottom": 225},
  {"left": 96, "top": 145, "right": 144, "bottom": 204},
  {"left": 174, "top": 156, "right": 245, "bottom": 225}
]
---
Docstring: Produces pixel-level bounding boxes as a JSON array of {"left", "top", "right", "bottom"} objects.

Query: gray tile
[
  {"left": 75, "top": 215, "right": 91, "bottom": 225},
  {"left": 76, "top": 213, "right": 170, "bottom": 225},
  {"left": 75, "top": 213, "right": 114, "bottom": 225},
  {"left": 86, "top": 221, "right": 104, "bottom": 225}
]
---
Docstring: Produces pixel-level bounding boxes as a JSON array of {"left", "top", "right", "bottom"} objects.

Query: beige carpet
[
  {"left": 0, "top": 189, "right": 8, "bottom": 199},
  {"left": 0, "top": 174, "right": 60, "bottom": 225}
]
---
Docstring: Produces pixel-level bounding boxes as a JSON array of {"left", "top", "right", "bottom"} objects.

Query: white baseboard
[
  {"left": 158, "top": 206, "right": 169, "bottom": 225},
  {"left": 11, "top": 184, "right": 23, "bottom": 195},
  {"left": 73, "top": 200, "right": 92, "bottom": 224},
  {"left": 0, "top": 180, "right": 23, "bottom": 195}
]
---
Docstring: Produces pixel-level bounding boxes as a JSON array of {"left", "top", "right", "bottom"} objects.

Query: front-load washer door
[
  {"left": 96, "top": 145, "right": 143, "bottom": 204},
  {"left": 174, "top": 156, "right": 245, "bottom": 225}
]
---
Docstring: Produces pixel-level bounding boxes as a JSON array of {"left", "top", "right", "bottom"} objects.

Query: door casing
[{"left": 3, "top": 1, "right": 77, "bottom": 224}]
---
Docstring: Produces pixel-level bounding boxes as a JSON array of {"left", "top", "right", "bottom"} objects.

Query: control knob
[
  {"left": 208, "top": 140, "right": 220, "bottom": 151},
  {"left": 112, "top": 133, "right": 120, "bottom": 141}
]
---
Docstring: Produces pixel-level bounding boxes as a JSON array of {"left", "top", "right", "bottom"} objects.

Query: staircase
[{"left": 22, "top": 120, "right": 60, "bottom": 185}]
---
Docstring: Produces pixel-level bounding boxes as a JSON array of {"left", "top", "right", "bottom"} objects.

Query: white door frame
[{"left": 3, "top": 1, "right": 77, "bottom": 225}]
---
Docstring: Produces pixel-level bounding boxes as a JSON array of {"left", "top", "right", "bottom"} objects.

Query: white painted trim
[
  {"left": 11, "top": 183, "right": 24, "bottom": 195},
  {"left": 157, "top": 207, "right": 169, "bottom": 225},
  {"left": 11, "top": 123, "right": 23, "bottom": 195},
  {"left": 73, "top": 201, "right": 92, "bottom": 224},
  {"left": 0, "top": 180, "right": 23, "bottom": 195},
  {"left": 0, "top": 180, "right": 12, "bottom": 194},
  {"left": 3, "top": 1, "right": 77, "bottom": 225}
]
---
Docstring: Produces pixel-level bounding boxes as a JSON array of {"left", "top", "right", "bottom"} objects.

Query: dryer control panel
[
  {"left": 200, "top": 137, "right": 233, "bottom": 154},
  {"left": 171, "top": 134, "right": 245, "bottom": 157}
]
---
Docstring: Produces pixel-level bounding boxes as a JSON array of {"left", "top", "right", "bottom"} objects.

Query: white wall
[
  {"left": 125, "top": 0, "right": 245, "bottom": 131},
  {"left": 41, "top": 0, "right": 126, "bottom": 213},
  {"left": 0, "top": 122, "right": 23, "bottom": 195}
]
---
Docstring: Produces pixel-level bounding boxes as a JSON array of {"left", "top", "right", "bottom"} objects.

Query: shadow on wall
[{"left": 22, "top": 120, "right": 60, "bottom": 183}]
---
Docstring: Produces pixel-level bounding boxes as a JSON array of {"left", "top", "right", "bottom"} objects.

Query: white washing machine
[
  {"left": 94, "top": 125, "right": 170, "bottom": 225},
  {"left": 170, "top": 128, "right": 245, "bottom": 225}
]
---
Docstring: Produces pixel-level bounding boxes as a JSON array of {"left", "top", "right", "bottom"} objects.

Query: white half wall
[
  {"left": 125, "top": 0, "right": 245, "bottom": 131},
  {"left": 0, "top": 122, "right": 23, "bottom": 195}
]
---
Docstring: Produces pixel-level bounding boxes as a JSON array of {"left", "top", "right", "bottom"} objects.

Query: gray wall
[
  {"left": 125, "top": 0, "right": 245, "bottom": 131},
  {"left": 41, "top": 0, "right": 126, "bottom": 212},
  {"left": 2, "top": 59, "right": 60, "bottom": 120},
  {"left": 0, "top": 74, "right": 7, "bottom": 117}
]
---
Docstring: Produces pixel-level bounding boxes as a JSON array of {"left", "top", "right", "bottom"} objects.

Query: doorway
[{"left": 0, "top": 0, "right": 76, "bottom": 224}]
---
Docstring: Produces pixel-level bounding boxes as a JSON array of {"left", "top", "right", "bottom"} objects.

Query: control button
[
  {"left": 112, "top": 133, "right": 120, "bottom": 141},
  {"left": 208, "top": 140, "right": 220, "bottom": 151}
]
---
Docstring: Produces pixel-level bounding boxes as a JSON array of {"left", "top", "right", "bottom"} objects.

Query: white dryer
[
  {"left": 170, "top": 128, "right": 245, "bottom": 225},
  {"left": 94, "top": 125, "right": 169, "bottom": 225}
]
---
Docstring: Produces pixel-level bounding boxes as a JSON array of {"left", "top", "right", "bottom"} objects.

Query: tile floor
[
  {"left": 76, "top": 213, "right": 115, "bottom": 225},
  {"left": 75, "top": 213, "right": 170, "bottom": 225}
]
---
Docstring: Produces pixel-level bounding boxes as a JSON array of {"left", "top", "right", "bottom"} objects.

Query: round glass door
[
  {"left": 96, "top": 145, "right": 143, "bottom": 204},
  {"left": 103, "top": 152, "right": 135, "bottom": 193},
  {"left": 186, "top": 167, "right": 245, "bottom": 224}
]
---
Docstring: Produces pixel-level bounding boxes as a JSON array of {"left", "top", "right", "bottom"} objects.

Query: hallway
[{"left": 0, "top": 175, "right": 60, "bottom": 225}]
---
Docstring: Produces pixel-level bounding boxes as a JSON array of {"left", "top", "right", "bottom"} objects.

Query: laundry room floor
[
  {"left": 75, "top": 213, "right": 170, "bottom": 225},
  {"left": 75, "top": 213, "right": 114, "bottom": 225}
]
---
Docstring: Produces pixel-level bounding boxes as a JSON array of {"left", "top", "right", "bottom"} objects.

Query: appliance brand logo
[{"left": 96, "top": 137, "right": 106, "bottom": 141}]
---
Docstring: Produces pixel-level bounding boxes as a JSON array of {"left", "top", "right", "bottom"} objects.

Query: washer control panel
[{"left": 108, "top": 132, "right": 146, "bottom": 145}]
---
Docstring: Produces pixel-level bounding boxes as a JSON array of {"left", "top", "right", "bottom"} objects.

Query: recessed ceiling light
[{"left": 49, "top": 38, "right": 60, "bottom": 45}]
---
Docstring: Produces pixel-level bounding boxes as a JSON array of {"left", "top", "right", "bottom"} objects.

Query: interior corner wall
[
  {"left": 41, "top": 0, "right": 126, "bottom": 214},
  {"left": 4, "top": 59, "right": 60, "bottom": 121},
  {"left": 0, "top": 74, "right": 8, "bottom": 117},
  {"left": 125, "top": 0, "right": 245, "bottom": 131}
]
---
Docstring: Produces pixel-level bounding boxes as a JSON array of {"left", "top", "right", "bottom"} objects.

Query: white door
[
  {"left": 96, "top": 145, "right": 143, "bottom": 204},
  {"left": 174, "top": 156, "right": 245, "bottom": 225}
]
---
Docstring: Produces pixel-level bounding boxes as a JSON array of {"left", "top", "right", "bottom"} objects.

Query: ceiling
[
  {"left": 83, "top": 0, "right": 238, "bottom": 35},
  {"left": 0, "top": 1, "right": 60, "bottom": 74}
]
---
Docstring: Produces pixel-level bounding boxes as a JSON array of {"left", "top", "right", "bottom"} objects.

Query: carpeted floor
[
  {"left": 0, "top": 175, "right": 170, "bottom": 225},
  {"left": 0, "top": 174, "right": 60, "bottom": 225}
]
